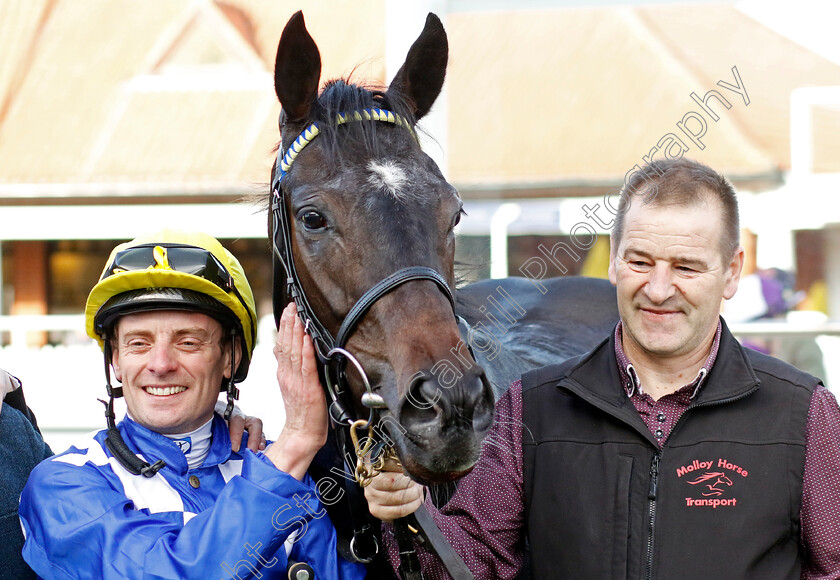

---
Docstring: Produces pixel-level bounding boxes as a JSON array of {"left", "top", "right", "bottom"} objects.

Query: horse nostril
[
  {"left": 469, "top": 374, "right": 495, "bottom": 432},
  {"left": 400, "top": 373, "right": 449, "bottom": 428},
  {"left": 399, "top": 371, "right": 493, "bottom": 434}
]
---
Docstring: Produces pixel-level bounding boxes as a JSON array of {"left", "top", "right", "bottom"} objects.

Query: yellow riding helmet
[{"left": 85, "top": 229, "right": 257, "bottom": 382}]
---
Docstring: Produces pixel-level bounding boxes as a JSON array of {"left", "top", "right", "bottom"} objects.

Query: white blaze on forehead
[{"left": 367, "top": 160, "right": 409, "bottom": 199}]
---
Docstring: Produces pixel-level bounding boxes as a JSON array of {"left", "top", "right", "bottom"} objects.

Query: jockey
[{"left": 19, "top": 229, "right": 364, "bottom": 579}]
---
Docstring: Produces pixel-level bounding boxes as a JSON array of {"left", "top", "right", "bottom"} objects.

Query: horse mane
[
  {"left": 305, "top": 77, "right": 420, "bottom": 168},
  {"left": 256, "top": 74, "right": 424, "bottom": 211}
]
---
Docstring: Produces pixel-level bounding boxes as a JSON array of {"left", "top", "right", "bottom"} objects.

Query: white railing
[
  {"left": 2, "top": 314, "right": 839, "bottom": 452},
  {"left": 728, "top": 321, "right": 840, "bottom": 337},
  {"left": 0, "top": 315, "right": 285, "bottom": 453},
  {"left": 0, "top": 314, "right": 87, "bottom": 347}
]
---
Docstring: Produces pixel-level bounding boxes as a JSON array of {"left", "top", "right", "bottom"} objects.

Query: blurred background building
[{"left": 1, "top": 0, "right": 839, "bottom": 446}]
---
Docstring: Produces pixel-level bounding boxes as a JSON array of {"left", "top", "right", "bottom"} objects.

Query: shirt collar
[
  {"left": 164, "top": 417, "right": 214, "bottom": 470},
  {"left": 614, "top": 319, "right": 722, "bottom": 399},
  {"left": 119, "top": 412, "right": 233, "bottom": 474}
]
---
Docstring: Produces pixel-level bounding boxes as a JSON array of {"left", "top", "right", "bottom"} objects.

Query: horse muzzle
[{"left": 390, "top": 365, "right": 494, "bottom": 483}]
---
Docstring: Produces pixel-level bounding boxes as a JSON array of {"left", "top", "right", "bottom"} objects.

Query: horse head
[{"left": 269, "top": 11, "right": 494, "bottom": 484}]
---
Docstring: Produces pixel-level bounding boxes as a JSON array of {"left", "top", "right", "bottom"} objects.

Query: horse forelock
[
  {"left": 304, "top": 78, "right": 418, "bottom": 166},
  {"left": 297, "top": 77, "right": 449, "bottom": 222},
  {"left": 277, "top": 75, "right": 453, "bottom": 271},
  {"left": 316, "top": 77, "right": 415, "bottom": 122}
]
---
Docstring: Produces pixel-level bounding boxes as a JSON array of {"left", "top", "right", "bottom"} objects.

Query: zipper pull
[{"left": 649, "top": 453, "right": 661, "bottom": 500}]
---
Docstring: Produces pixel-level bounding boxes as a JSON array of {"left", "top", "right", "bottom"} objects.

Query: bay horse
[
  {"left": 270, "top": 8, "right": 618, "bottom": 483},
  {"left": 268, "top": 10, "right": 617, "bottom": 574}
]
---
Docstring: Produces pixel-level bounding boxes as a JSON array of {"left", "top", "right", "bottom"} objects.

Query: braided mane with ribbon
[{"left": 277, "top": 108, "right": 418, "bottom": 182}]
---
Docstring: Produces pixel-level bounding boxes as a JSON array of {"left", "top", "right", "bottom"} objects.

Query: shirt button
[
  {"left": 189, "top": 475, "right": 200, "bottom": 489},
  {"left": 655, "top": 429, "right": 664, "bottom": 439},
  {"left": 657, "top": 413, "right": 666, "bottom": 423}
]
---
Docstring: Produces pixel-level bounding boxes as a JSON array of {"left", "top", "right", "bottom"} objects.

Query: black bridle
[
  {"left": 270, "top": 109, "right": 474, "bottom": 579},
  {"left": 270, "top": 108, "right": 456, "bottom": 425}
]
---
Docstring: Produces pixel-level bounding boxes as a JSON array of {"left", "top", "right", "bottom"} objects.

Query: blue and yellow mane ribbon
[{"left": 277, "top": 108, "right": 417, "bottom": 183}]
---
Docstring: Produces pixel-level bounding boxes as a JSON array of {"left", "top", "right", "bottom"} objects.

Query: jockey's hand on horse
[
  {"left": 265, "top": 302, "right": 329, "bottom": 481},
  {"left": 364, "top": 462, "right": 425, "bottom": 523}
]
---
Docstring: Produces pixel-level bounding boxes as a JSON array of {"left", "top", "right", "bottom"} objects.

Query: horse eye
[
  {"left": 300, "top": 211, "right": 327, "bottom": 231},
  {"left": 453, "top": 208, "right": 465, "bottom": 228}
]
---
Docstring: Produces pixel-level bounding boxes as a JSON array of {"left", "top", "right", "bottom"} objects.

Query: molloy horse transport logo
[{"left": 676, "top": 458, "right": 749, "bottom": 508}]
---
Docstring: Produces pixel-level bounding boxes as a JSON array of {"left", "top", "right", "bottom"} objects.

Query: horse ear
[
  {"left": 274, "top": 11, "right": 321, "bottom": 123},
  {"left": 385, "top": 13, "right": 448, "bottom": 121}
]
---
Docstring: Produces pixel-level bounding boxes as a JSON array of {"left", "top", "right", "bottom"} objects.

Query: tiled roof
[
  {"left": 446, "top": 4, "right": 840, "bottom": 189},
  {"left": 0, "top": 1, "right": 838, "bottom": 200},
  {"left": 0, "top": 0, "right": 50, "bottom": 127},
  {"left": 636, "top": 3, "right": 840, "bottom": 175},
  {"left": 0, "top": 0, "right": 387, "bottom": 198}
]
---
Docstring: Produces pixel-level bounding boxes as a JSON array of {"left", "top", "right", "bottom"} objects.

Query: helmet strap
[
  {"left": 99, "top": 337, "right": 166, "bottom": 478},
  {"left": 223, "top": 327, "right": 240, "bottom": 421},
  {"left": 103, "top": 340, "right": 123, "bottom": 398}
]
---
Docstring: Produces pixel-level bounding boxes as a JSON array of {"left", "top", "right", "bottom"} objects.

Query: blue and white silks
[{"left": 19, "top": 413, "right": 364, "bottom": 579}]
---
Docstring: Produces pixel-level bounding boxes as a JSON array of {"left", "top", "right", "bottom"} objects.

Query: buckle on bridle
[{"left": 349, "top": 527, "right": 379, "bottom": 563}]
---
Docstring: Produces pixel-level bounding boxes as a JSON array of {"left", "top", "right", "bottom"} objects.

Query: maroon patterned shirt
[
  {"left": 386, "top": 322, "right": 840, "bottom": 579},
  {"left": 613, "top": 321, "right": 722, "bottom": 445}
]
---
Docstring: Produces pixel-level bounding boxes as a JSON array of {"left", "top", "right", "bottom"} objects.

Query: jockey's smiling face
[
  {"left": 111, "top": 310, "right": 237, "bottom": 434},
  {"left": 609, "top": 196, "right": 744, "bottom": 364}
]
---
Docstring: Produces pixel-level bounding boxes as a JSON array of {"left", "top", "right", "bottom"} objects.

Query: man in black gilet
[{"left": 363, "top": 157, "right": 840, "bottom": 579}]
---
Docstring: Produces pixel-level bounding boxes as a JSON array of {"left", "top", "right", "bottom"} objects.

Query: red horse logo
[{"left": 687, "top": 471, "right": 733, "bottom": 496}]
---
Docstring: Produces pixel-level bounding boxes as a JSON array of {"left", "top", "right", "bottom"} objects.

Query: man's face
[
  {"left": 112, "top": 310, "right": 233, "bottom": 434},
  {"left": 608, "top": 198, "right": 744, "bottom": 363}
]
